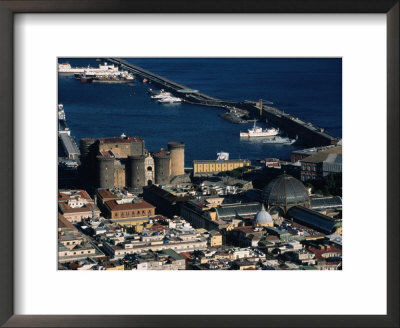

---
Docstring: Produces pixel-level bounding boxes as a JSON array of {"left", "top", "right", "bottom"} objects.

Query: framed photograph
[{"left": 1, "top": 1, "right": 398, "bottom": 327}]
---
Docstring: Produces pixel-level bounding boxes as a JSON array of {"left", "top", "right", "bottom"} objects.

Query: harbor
[
  {"left": 58, "top": 58, "right": 342, "bottom": 165},
  {"left": 103, "top": 58, "right": 339, "bottom": 147}
]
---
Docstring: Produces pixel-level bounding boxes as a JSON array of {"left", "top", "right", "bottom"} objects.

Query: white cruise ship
[
  {"left": 240, "top": 120, "right": 279, "bottom": 138},
  {"left": 58, "top": 62, "right": 120, "bottom": 74}
]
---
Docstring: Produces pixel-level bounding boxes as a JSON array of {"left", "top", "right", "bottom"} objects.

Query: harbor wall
[{"left": 107, "top": 58, "right": 339, "bottom": 147}]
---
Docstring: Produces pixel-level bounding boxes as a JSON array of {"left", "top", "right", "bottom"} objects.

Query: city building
[
  {"left": 58, "top": 214, "right": 104, "bottom": 263},
  {"left": 143, "top": 184, "right": 195, "bottom": 218},
  {"left": 299, "top": 146, "right": 342, "bottom": 181},
  {"left": 310, "top": 196, "right": 342, "bottom": 211},
  {"left": 180, "top": 199, "right": 226, "bottom": 231},
  {"left": 287, "top": 206, "right": 342, "bottom": 235},
  {"left": 95, "top": 187, "right": 155, "bottom": 220},
  {"left": 291, "top": 144, "right": 342, "bottom": 163},
  {"left": 208, "top": 230, "right": 223, "bottom": 247},
  {"left": 103, "top": 197, "right": 155, "bottom": 220},
  {"left": 58, "top": 189, "right": 100, "bottom": 223},
  {"left": 129, "top": 249, "right": 186, "bottom": 270},
  {"left": 193, "top": 159, "right": 251, "bottom": 177}
]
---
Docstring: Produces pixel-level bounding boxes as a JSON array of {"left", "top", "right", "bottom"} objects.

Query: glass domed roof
[{"left": 262, "top": 174, "right": 310, "bottom": 210}]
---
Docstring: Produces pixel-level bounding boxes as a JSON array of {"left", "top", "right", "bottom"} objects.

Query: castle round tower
[
  {"left": 96, "top": 155, "right": 115, "bottom": 189},
  {"left": 127, "top": 155, "right": 146, "bottom": 189},
  {"left": 153, "top": 151, "right": 171, "bottom": 185},
  {"left": 167, "top": 142, "right": 185, "bottom": 177}
]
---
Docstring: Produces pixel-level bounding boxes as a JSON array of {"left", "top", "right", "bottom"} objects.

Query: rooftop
[
  {"left": 59, "top": 202, "right": 98, "bottom": 214},
  {"left": 99, "top": 136, "right": 142, "bottom": 144},
  {"left": 105, "top": 199, "right": 155, "bottom": 211},
  {"left": 301, "top": 146, "right": 342, "bottom": 164},
  {"left": 96, "top": 189, "right": 118, "bottom": 200},
  {"left": 58, "top": 189, "right": 91, "bottom": 201},
  {"left": 152, "top": 150, "right": 170, "bottom": 158},
  {"left": 58, "top": 213, "right": 75, "bottom": 230}
]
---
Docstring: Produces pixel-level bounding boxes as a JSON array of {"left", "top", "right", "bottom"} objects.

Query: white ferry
[{"left": 240, "top": 120, "right": 279, "bottom": 138}]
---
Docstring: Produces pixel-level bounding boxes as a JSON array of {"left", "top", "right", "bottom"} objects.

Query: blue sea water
[{"left": 58, "top": 58, "right": 342, "bottom": 166}]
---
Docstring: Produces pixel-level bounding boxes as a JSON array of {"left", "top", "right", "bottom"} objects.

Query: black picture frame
[{"left": 0, "top": 1, "right": 398, "bottom": 327}]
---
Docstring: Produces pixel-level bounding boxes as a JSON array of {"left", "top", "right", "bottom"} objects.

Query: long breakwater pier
[{"left": 106, "top": 58, "right": 339, "bottom": 146}]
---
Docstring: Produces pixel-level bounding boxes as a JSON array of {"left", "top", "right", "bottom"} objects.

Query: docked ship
[
  {"left": 78, "top": 71, "right": 135, "bottom": 83},
  {"left": 262, "top": 135, "right": 298, "bottom": 145},
  {"left": 240, "top": 120, "right": 279, "bottom": 138},
  {"left": 91, "top": 74, "right": 134, "bottom": 83},
  {"left": 59, "top": 62, "right": 120, "bottom": 74},
  {"left": 219, "top": 111, "right": 248, "bottom": 124}
]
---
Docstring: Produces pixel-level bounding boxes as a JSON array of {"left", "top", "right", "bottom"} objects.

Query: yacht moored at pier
[{"left": 157, "top": 96, "right": 182, "bottom": 103}]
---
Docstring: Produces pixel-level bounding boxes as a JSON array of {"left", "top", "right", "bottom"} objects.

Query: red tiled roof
[
  {"left": 58, "top": 213, "right": 75, "bottom": 229},
  {"left": 100, "top": 150, "right": 114, "bottom": 158},
  {"left": 105, "top": 199, "right": 155, "bottom": 211},
  {"left": 179, "top": 252, "right": 193, "bottom": 260},
  {"left": 96, "top": 189, "right": 118, "bottom": 200},
  {"left": 235, "top": 226, "right": 255, "bottom": 233},
  {"left": 149, "top": 225, "right": 166, "bottom": 232},
  {"left": 308, "top": 246, "right": 342, "bottom": 260},
  {"left": 59, "top": 202, "right": 97, "bottom": 214},
  {"left": 58, "top": 189, "right": 91, "bottom": 201},
  {"left": 325, "top": 261, "right": 341, "bottom": 266}
]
